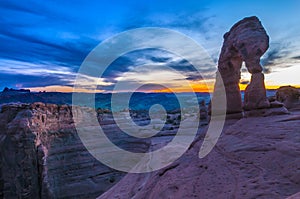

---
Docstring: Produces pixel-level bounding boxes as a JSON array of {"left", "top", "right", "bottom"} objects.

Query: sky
[{"left": 0, "top": 0, "right": 300, "bottom": 92}]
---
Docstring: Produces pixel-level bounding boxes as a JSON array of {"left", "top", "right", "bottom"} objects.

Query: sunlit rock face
[{"left": 213, "top": 16, "right": 270, "bottom": 116}]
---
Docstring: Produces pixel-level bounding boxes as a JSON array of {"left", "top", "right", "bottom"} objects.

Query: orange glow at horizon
[
  {"left": 153, "top": 83, "right": 299, "bottom": 93},
  {"left": 26, "top": 83, "right": 299, "bottom": 93},
  {"left": 152, "top": 82, "right": 214, "bottom": 93}
]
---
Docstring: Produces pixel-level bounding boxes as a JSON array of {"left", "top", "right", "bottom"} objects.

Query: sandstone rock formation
[
  {"left": 0, "top": 103, "right": 150, "bottom": 198},
  {"left": 99, "top": 113, "right": 300, "bottom": 199},
  {"left": 287, "top": 192, "right": 300, "bottom": 199},
  {"left": 244, "top": 73, "right": 270, "bottom": 110},
  {"left": 213, "top": 16, "right": 270, "bottom": 116},
  {"left": 276, "top": 86, "right": 300, "bottom": 109}
]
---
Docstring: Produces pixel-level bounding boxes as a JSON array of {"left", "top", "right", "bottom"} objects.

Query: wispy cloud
[
  {"left": 0, "top": 59, "right": 111, "bottom": 90},
  {"left": 0, "top": 60, "right": 73, "bottom": 76},
  {"left": 261, "top": 42, "right": 300, "bottom": 74}
]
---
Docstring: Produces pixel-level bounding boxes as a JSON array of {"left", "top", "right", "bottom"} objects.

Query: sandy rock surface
[{"left": 99, "top": 111, "right": 300, "bottom": 199}]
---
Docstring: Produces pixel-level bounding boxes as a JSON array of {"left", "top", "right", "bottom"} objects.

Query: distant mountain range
[{"left": 0, "top": 88, "right": 276, "bottom": 111}]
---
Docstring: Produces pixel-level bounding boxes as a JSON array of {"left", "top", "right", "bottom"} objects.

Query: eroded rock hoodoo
[{"left": 213, "top": 16, "right": 270, "bottom": 117}]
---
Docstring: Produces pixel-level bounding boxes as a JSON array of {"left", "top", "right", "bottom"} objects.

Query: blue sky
[{"left": 0, "top": 0, "right": 300, "bottom": 92}]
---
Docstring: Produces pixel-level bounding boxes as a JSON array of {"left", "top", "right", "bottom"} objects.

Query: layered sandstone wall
[{"left": 0, "top": 103, "right": 146, "bottom": 199}]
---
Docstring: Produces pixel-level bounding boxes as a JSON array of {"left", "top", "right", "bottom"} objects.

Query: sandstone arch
[{"left": 213, "top": 16, "right": 270, "bottom": 117}]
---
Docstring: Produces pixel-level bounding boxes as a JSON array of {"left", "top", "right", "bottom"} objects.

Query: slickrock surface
[
  {"left": 213, "top": 16, "right": 270, "bottom": 116},
  {"left": 99, "top": 111, "right": 300, "bottom": 199},
  {"left": 0, "top": 103, "right": 150, "bottom": 199},
  {"left": 287, "top": 192, "right": 300, "bottom": 199}
]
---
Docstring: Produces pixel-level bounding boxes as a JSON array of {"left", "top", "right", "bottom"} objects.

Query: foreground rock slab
[{"left": 99, "top": 112, "right": 300, "bottom": 199}]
